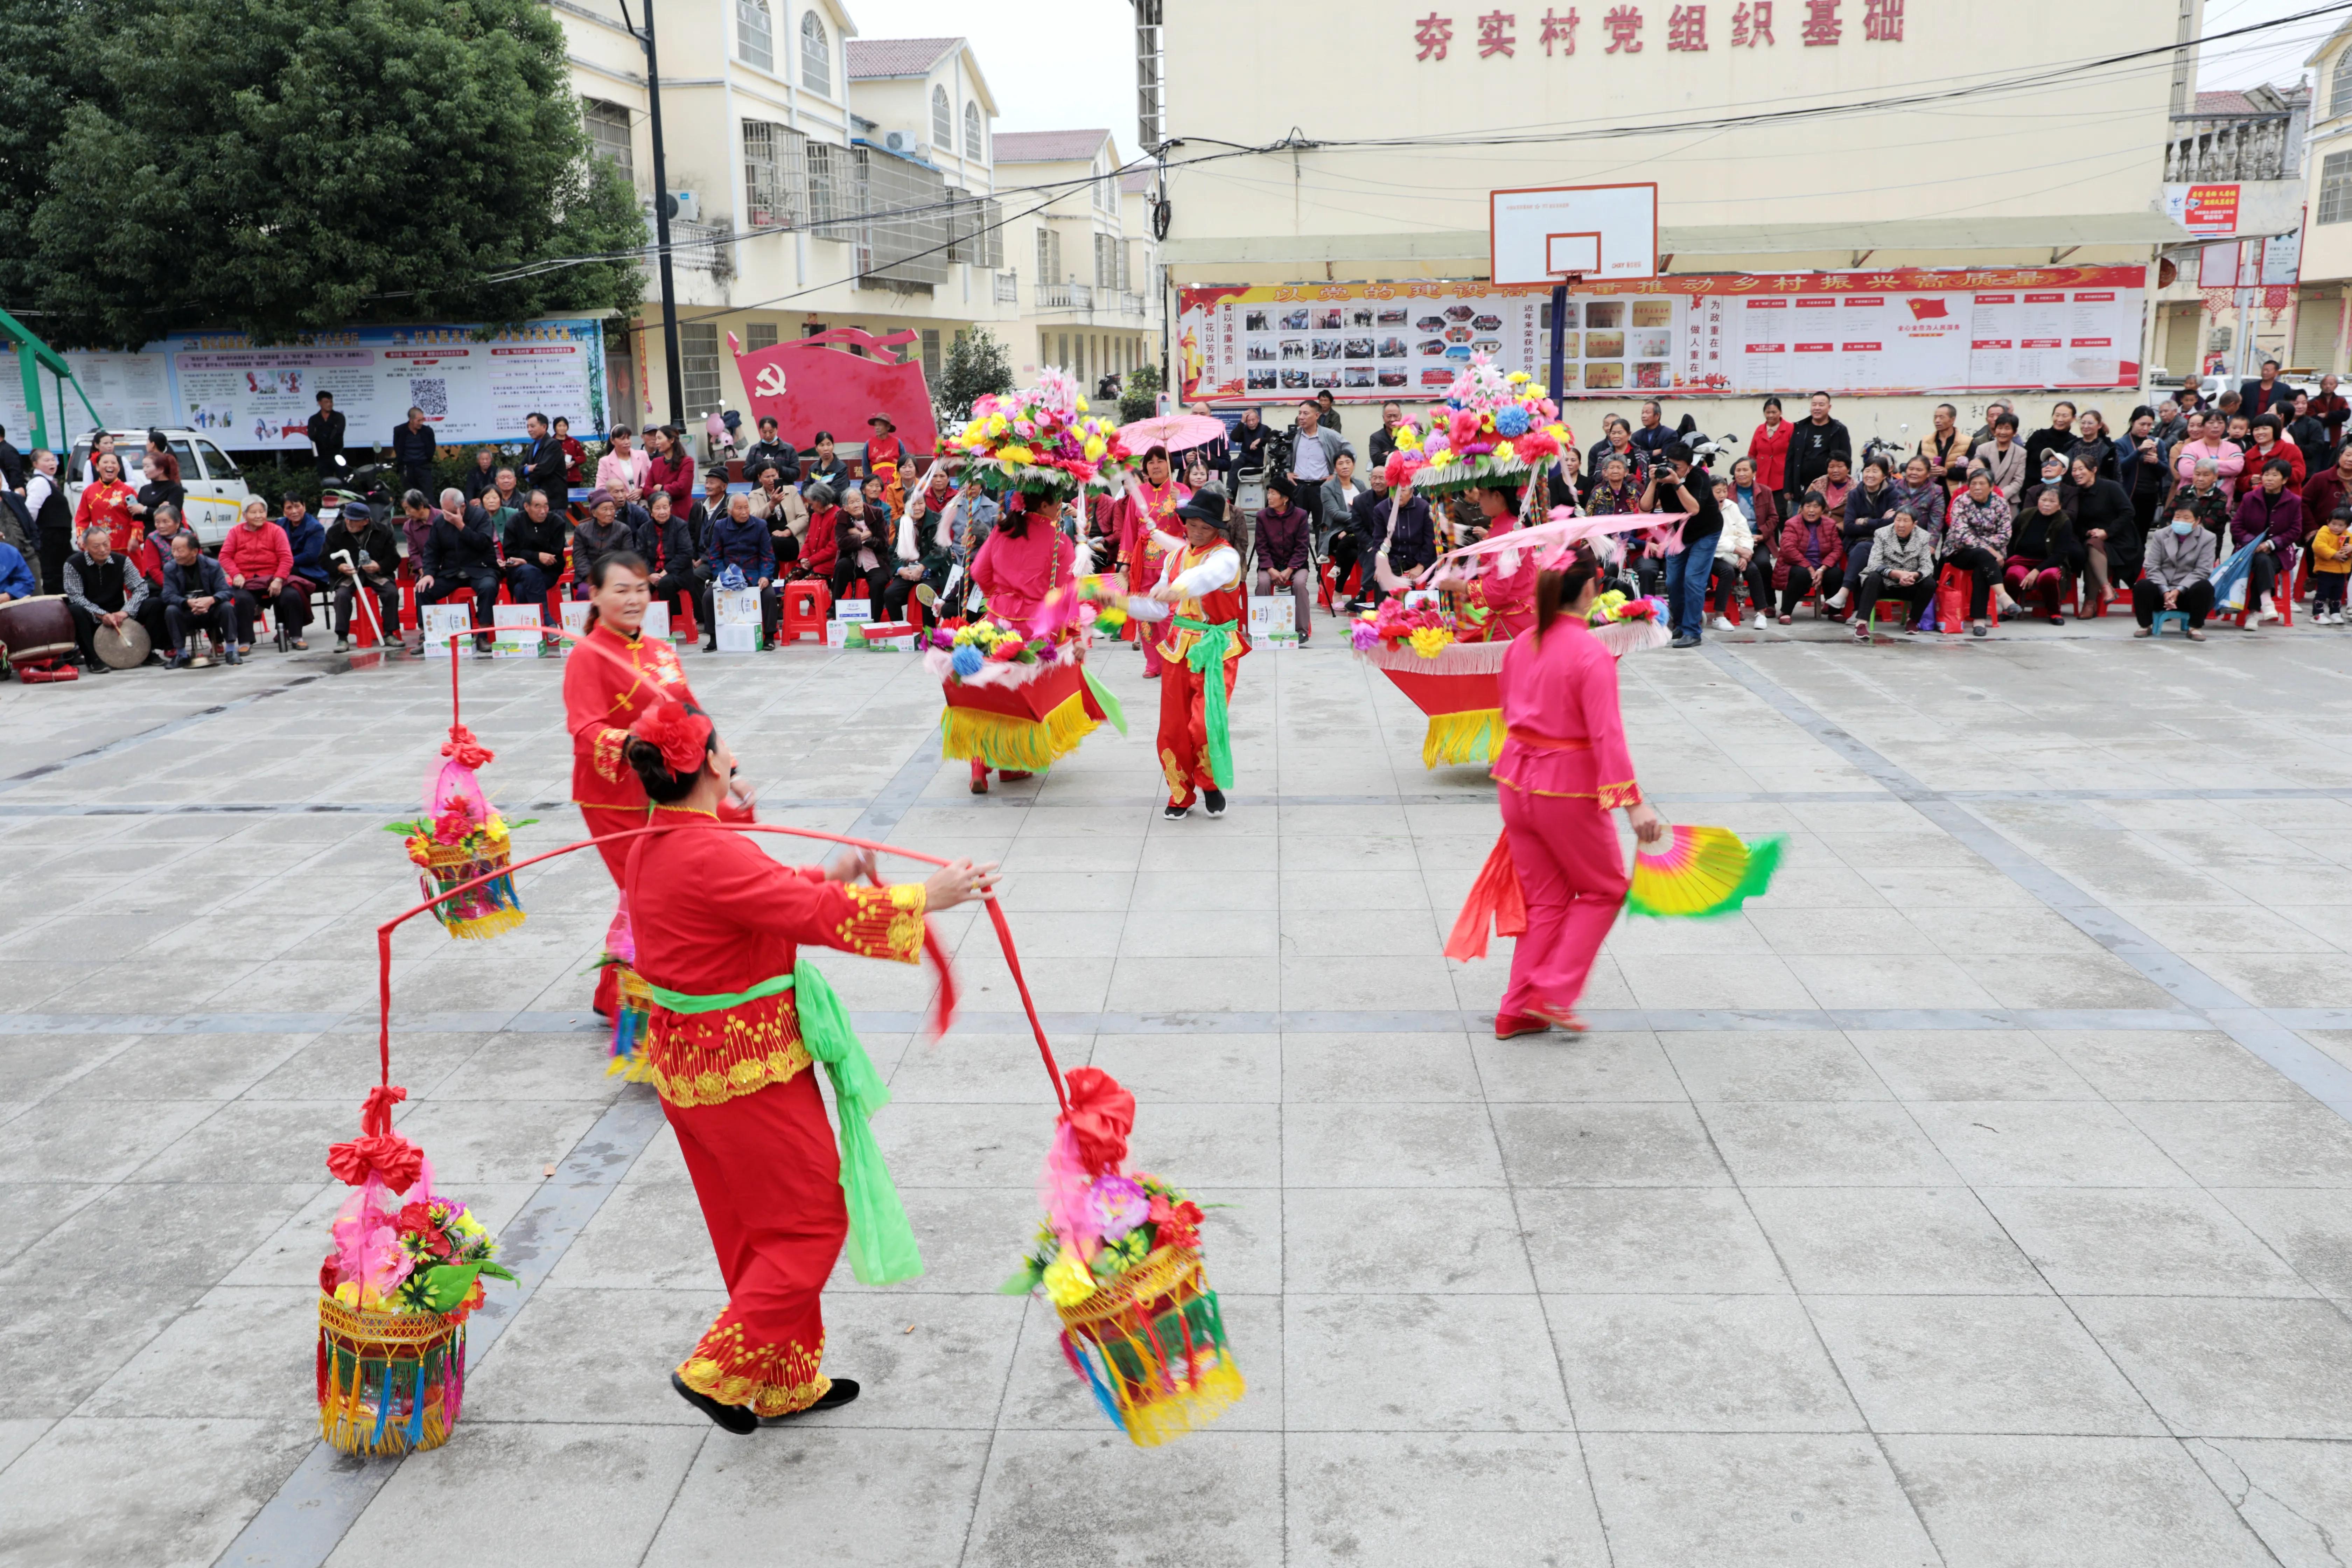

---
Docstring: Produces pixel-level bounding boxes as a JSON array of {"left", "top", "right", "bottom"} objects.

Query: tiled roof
[
  {"left": 992, "top": 128, "right": 1113, "bottom": 163},
  {"left": 845, "top": 37, "right": 958, "bottom": 78},
  {"left": 1120, "top": 168, "right": 1154, "bottom": 193},
  {"left": 2194, "top": 90, "right": 2258, "bottom": 116}
]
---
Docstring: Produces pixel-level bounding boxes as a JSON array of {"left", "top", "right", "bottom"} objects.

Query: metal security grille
[
  {"left": 805, "top": 141, "right": 838, "bottom": 229},
  {"left": 852, "top": 146, "right": 948, "bottom": 285},
  {"left": 2324, "top": 151, "right": 2352, "bottom": 226},
  {"left": 680, "top": 322, "right": 722, "bottom": 415},
  {"left": 747, "top": 322, "right": 778, "bottom": 351},
  {"left": 742, "top": 121, "right": 786, "bottom": 227},
  {"left": 583, "top": 99, "right": 633, "bottom": 181}
]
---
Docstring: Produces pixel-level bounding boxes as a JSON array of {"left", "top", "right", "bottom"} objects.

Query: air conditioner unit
[
  {"left": 880, "top": 128, "right": 927, "bottom": 159},
  {"left": 670, "top": 190, "right": 700, "bottom": 224}
]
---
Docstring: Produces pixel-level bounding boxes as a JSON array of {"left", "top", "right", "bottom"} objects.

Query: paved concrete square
[{"left": 3, "top": 611, "right": 2351, "bottom": 1566}]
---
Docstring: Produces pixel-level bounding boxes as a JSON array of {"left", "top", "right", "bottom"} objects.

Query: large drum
[{"left": 0, "top": 595, "right": 77, "bottom": 671}]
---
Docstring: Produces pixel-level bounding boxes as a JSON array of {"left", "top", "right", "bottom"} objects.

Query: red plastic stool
[{"left": 779, "top": 580, "right": 832, "bottom": 644}]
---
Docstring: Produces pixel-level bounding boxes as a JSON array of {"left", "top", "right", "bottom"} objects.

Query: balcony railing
[
  {"left": 994, "top": 270, "right": 1018, "bottom": 304},
  {"left": 1035, "top": 281, "right": 1092, "bottom": 310},
  {"left": 1113, "top": 289, "right": 1147, "bottom": 316}
]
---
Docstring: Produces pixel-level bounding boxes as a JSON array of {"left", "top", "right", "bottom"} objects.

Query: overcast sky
[{"left": 844, "top": 0, "right": 2342, "bottom": 157}]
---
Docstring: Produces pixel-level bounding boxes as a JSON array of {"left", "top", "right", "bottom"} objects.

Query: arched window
[
  {"left": 932, "top": 85, "right": 952, "bottom": 148},
  {"left": 964, "top": 101, "right": 982, "bottom": 159},
  {"left": 2333, "top": 49, "right": 2352, "bottom": 119},
  {"left": 800, "top": 12, "right": 831, "bottom": 95},
  {"left": 735, "top": 0, "right": 771, "bottom": 72}
]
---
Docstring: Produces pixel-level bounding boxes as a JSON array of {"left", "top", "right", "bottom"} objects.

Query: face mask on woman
[{"left": 2172, "top": 519, "right": 2194, "bottom": 536}]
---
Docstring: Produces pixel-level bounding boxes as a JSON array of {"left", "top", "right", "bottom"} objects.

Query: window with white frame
[
  {"left": 681, "top": 323, "right": 722, "bottom": 415},
  {"left": 2322, "top": 150, "right": 2352, "bottom": 225},
  {"left": 743, "top": 120, "right": 804, "bottom": 227},
  {"left": 736, "top": 0, "right": 772, "bottom": 71},
  {"left": 1035, "top": 227, "right": 1052, "bottom": 284},
  {"left": 1092, "top": 155, "right": 1109, "bottom": 211},
  {"left": 2333, "top": 49, "right": 2352, "bottom": 118},
  {"left": 964, "top": 102, "right": 982, "bottom": 159},
  {"left": 582, "top": 99, "right": 633, "bottom": 180},
  {"left": 805, "top": 140, "right": 838, "bottom": 227},
  {"left": 800, "top": 12, "right": 831, "bottom": 94},
  {"left": 932, "top": 86, "right": 953, "bottom": 149}
]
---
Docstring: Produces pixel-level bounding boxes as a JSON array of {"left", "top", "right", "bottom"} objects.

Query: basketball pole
[{"left": 1548, "top": 284, "right": 1569, "bottom": 405}]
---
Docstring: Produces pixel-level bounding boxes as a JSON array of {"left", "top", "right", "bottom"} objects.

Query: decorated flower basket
[
  {"left": 316, "top": 1086, "right": 513, "bottom": 1455},
  {"left": 945, "top": 370, "right": 1127, "bottom": 499},
  {"left": 388, "top": 725, "right": 531, "bottom": 940},
  {"left": 1004, "top": 1068, "right": 1243, "bottom": 1448},
  {"left": 1385, "top": 354, "right": 1576, "bottom": 495},
  {"left": 1353, "top": 606, "right": 1505, "bottom": 767},
  {"left": 927, "top": 598, "right": 1126, "bottom": 772}
]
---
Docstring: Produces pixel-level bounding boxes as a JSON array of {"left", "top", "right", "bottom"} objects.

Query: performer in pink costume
[
  {"left": 1462, "top": 482, "right": 1539, "bottom": 640},
  {"left": 1112, "top": 448, "right": 1188, "bottom": 677},
  {"left": 964, "top": 492, "right": 1080, "bottom": 794},
  {"left": 1490, "top": 551, "right": 1664, "bottom": 1037}
]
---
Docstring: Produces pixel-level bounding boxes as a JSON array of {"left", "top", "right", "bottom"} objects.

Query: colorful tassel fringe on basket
[
  {"left": 607, "top": 963, "right": 653, "bottom": 1080},
  {"left": 1055, "top": 1244, "right": 1245, "bottom": 1449},
  {"left": 1421, "top": 707, "right": 1505, "bottom": 768},
  {"left": 316, "top": 1294, "right": 467, "bottom": 1455},
  {"left": 939, "top": 690, "right": 1099, "bottom": 773},
  {"left": 418, "top": 841, "right": 526, "bottom": 939}
]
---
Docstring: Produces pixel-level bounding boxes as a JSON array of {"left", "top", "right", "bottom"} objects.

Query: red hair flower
[{"left": 631, "top": 700, "right": 712, "bottom": 775}]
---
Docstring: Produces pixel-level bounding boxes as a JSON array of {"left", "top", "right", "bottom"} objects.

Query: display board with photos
[{"left": 1176, "top": 267, "right": 2146, "bottom": 404}]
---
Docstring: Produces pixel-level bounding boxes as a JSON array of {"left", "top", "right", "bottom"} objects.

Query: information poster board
[
  {"left": 0, "top": 317, "right": 607, "bottom": 449},
  {"left": 1178, "top": 267, "right": 2146, "bottom": 403}
]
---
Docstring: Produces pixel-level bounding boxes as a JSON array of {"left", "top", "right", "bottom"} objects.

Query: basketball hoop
[{"left": 1491, "top": 184, "right": 1658, "bottom": 288}]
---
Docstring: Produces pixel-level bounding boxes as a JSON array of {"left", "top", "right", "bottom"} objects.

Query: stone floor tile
[
  {"left": 2036, "top": 1029, "right": 2305, "bottom": 1101},
  {"left": 1282, "top": 1101, "right": 1505, "bottom": 1187},
  {"left": 1084, "top": 1031, "right": 1279, "bottom": 1104},
  {"left": 1283, "top": 1188, "right": 1533, "bottom": 1293},
  {"left": 1745, "top": 1186, "right": 2050, "bottom": 1296},
  {"left": 643, "top": 1429, "right": 990, "bottom": 1568},
  {"left": 328, "top": 1424, "right": 708, "bottom": 1568},
  {"left": 1699, "top": 1101, "right": 1961, "bottom": 1187},
  {"left": 1980, "top": 1187, "right": 2316, "bottom": 1297},
  {"left": 1810, "top": 1294, "right": 2164, "bottom": 1435},
  {"left": 2073, "top": 1296, "right": 2352, "bottom": 1439},
  {"left": 1287, "top": 1294, "right": 1566, "bottom": 1432},
  {"left": 1580, "top": 1432, "right": 1941, "bottom": 1568},
  {"left": 1492, "top": 1102, "right": 1729, "bottom": 1187},
  {"left": 0, "top": 1098, "right": 223, "bottom": 1183},
  {"left": 466, "top": 1286, "right": 726, "bottom": 1426},
  {"left": 1279, "top": 1031, "right": 1481, "bottom": 1101},
  {"left": 1847, "top": 1029, "right": 2093, "bottom": 1101},
  {"left": 959, "top": 1430, "right": 1282, "bottom": 1568},
  {"left": 1469, "top": 1030, "right": 1687, "bottom": 1102},
  {"left": 0, "top": 1416, "right": 315, "bottom": 1568},
  {"left": 1550, "top": 1294, "right": 1861, "bottom": 1433},
  {"left": 2118, "top": 1100, "right": 2352, "bottom": 1187},
  {"left": 1519, "top": 1187, "right": 1789, "bottom": 1294},
  {"left": 1660, "top": 1030, "right": 1892, "bottom": 1101},
  {"left": 2185, "top": 1437, "right": 2352, "bottom": 1567},
  {"left": 1910, "top": 1101, "right": 2198, "bottom": 1188},
  {"left": 2210, "top": 1186, "right": 2352, "bottom": 1304},
  {"left": 1284, "top": 1432, "right": 1611, "bottom": 1568}
]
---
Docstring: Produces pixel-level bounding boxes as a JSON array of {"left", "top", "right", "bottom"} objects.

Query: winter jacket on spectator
[
  {"left": 1842, "top": 475, "right": 1897, "bottom": 550},
  {"left": 1971, "top": 439, "right": 2028, "bottom": 503},
  {"left": 161, "top": 550, "right": 230, "bottom": 608},
  {"left": 2171, "top": 434, "right": 2245, "bottom": 499},
  {"left": 2246, "top": 434, "right": 2304, "bottom": 488},
  {"left": 595, "top": 448, "right": 651, "bottom": 498},
  {"left": 1783, "top": 415, "right": 1850, "bottom": 495},
  {"left": 1945, "top": 490, "right": 2014, "bottom": 558},
  {"left": 1725, "top": 482, "right": 1779, "bottom": 555},
  {"left": 642, "top": 512, "right": 698, "bottom": 575},
  {"left": 218, "top": 519, "right": 294, "bottom": 583},
  {"left": 1863, "top": 522, "right": 1938, "bottom": 580},
  {"left": 422, "top": 508, "right": 498, "bottom": 579},
  {"left": 401, "top": 510, "right": 435, "bottom": 566},
  {"left": 1885, "top": 474, "right": 1945, "bottom": 535},
  {"left": 0, "top": 491, "right": 33, "bottom": 557},
  {"left": 2142, "top": 519, "right": 2218, "bottom": 592},
  {"left": 1254, "top": 502, "right": 1312, "bottom": 573},
  {"left": 1316, "top": 474, "right": 1365, "bottom": 541},
  {"left": 2238, "top": 377, "right": 2297, "bottom": 419},
  {"left": 742, "top": 439, "right": 799, "bottom": 485},
  {"left": 570, "top": 514, "right": 637, "bottom": 582},
  {"left": 2068, "top": 434, "right": 2122, "bottom": 485},
  {"left": 520, "top": 434, "right": 567, "bottom": 502},
  {"left": 321, "top": 517, "right": 399, "bottom": 583},
  {"left": 390, "top": 420, "right": 438, "bottom": 475},
  {"left": 2303, "top": 465, "right": 2352, "bottom": 536},
  {"left": 799, "top": 505, "right": 839, "bottom": 578},
  {"left": 1769, "top": 516, "right": 1840, "bottom": 590},
  {"left": 2288, "top": 413, "right": 2332, "bottom": 476},
  {"left": 560, "top": 435, "right": 587, "bottom": 486},
  {"left": 2073, "top": 476, "right": 2143, "bottom": 579},
  {"left": 2231, "top": 485, "right": 2304, "bottom": 552},
  {"left": 646, "top": 451, "right": 695, "bottom": 512},
  {"left": 1747, "top": 419, "right": 1792, "bottom": 492},
  {"left": 1802, "top": 475, "right": 1852, "bottom": 526},
  {"left": 702, "top": 512, "right": 776, "bottom": 581},
  {"left": 0, "top": 540, "right": 33, "bottom": 598},
  {"left": 2169, "top": 478, "right": 2234, "bottom": 542},
  {"left": 1376, "top": 493, "right": 1437, "bottom": 576},
  {"left": 278, "top": 513, "right": 329, "bottom": 588},
  {"left": 2009, "top": 500, "right": 2078, "bottom": 572},
  {"left": 502, "top": 506, "right": 567, "bottom": 571}
]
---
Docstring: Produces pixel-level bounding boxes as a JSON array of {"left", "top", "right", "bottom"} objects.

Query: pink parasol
[{"left": 1116, "top": 413, "right": 1227, "bottom": 455}]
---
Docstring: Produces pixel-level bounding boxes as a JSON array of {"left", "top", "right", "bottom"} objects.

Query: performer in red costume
[
  {"left": 562, "top": 552, "right": 751, "bottom": 1016},
  {"left": 619, "top": 697, "right": 999, "bottom": 1430},
  {"left": 1459, "top": 482, "right": 1539, "bottom": 640},
  {"left": 1112, "top": 447, "right": 1188, "bottom": 676},
  {"left": 962, "top": 491, "right": 1080, "bottom": 794},
  {"left": 1130, "top": 488, "right": 1249, "bottom": 819},
  {"left": 1490, "top": 551, "right": 1664, "bottom": 1038}
]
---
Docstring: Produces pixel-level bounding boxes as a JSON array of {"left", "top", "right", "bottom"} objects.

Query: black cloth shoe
[
  {"left": 1203, "top": 788, "right": 1226, "bottom": 818},
  {"left": 757, "top": 1378, "right": 861, "bottom": 1424},
  {"left": 1669, "top": 634, "right": 1700, "bottom": 649},
  {"left": 671, "top": 1371, "right": 758, "bottom": 1435},
  {"left": 1162, "top": 803, "right": 1191, "bottom": 820}
]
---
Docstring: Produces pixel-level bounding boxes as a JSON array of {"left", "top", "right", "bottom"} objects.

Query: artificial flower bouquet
[
  {"left": 386, "top": 725, "right": 531, "bottom": 938},
  {"left": 1350, "top": 597, "right": 1458, "bottom": 658},
  {"left": 1385, "top": 354, "right": 1576, "bottom": 494},
  {"left": 316, "top": 1086, "right": 514, "bottom": 1455},
  {"left": 1001, "top": 1068, "right": 1242, "bottom": 1448},
  {"left": 923, "top": 616, "right": 1088, "bottom": 689},
  {"left": 1586, "top": 589, "right": 1674, "bottom": 657},
  {"left": 946, "top": 369, "right": 1129, "bottom": 499}
]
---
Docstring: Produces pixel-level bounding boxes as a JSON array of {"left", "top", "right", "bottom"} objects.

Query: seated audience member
[
  {"left": 799, "top": 481, "right": 841, "bottom": 584},
  {"left": 742, "top": 416, "right": 798, "bottom": 486},
  {"left": 161, "top": 531, "right": 237, "bottom": 666},
  {"left": 640, "top": 489, "right": 704, "bottom": 621},
  {"left": 699, "top": 491, "right": 781, "bottom": 649},
  {"left": 1972, "top": 413, "right": 2028, "bottom": 504},
  {"left": 1942, "top": 469, "right": 2014, "bottom": 637},
  {"left": 2312, "top": 507, "right": 2351, "bottom": 624},
  {"left": 2171, "top": 458, "right": 2234, "bottom": 550},
  {"left": 0, "top": 534, "right": 35, "bottom": 601},
  {"left": 1721, "top": 456, "right": 1778, "bottom": 628},
  {"left": 2020, "top": 450, "right": 2076, "bottom": 524},
  {"left": 415, "top": 487, "right": 501, "bottom": 653},
  {"left": 751, "top": 462, "right": 806, "bottom": 570},
  {"left": 2070, "top": 453, "right": 2140, "bottom": 614},
  {"left": 2231, "top": 458, "right": 2303, "bottom": 625},
  {"left": 1827, "top": 456, "right": 1896, "bottom": 607},
  {"left": 1850, "top": 506, "right": 1938, "bottom": 639},
  {"left": 61, "top": 524, "right": 167, "bottom": 671},
  {"left": 1888, "top": 453, "right": 1947, "bottom": 536},
  {"left": 2247, "top": 414, "right": 2305, "bottom": 489},
  {"left": 321, "top": 499, "right": 400, "bottom": 651},
  {"left": 1771, "top": 492, "right": 1842, "bottom": 623},
  {"left": 219, "top": 497, "right": 307, "bottom": 651},
  {"left": 2303, "top": 443, "right": 2352, "bottom": 546},
  {"left": 799, "top": 429, "right": 851, "bottom": 495},
  {"left": 571, "top": 490, "right": 638, "bottom": 595},
  {"left": 2004, "top": 483, "right": 2079, "bottom": 624},
  {"left": 461, "top": 447, "right": 499, "bottom": 503},
  {"left": 501, "top": 488, "right": 568, "bottom": 617},
  {"left": 1803, "top": 454, "right": 1854, "bottom": 527},
  {"left": 399, "top": 489, "right": 436, "bottom": 568},
  {"left": 1253, "top": 475, "right": 1315, "bottom": 647},
  {"left": 830, "top": 484, "right": 890, "bottom": 607},
  {"left": 278, "top": 493, "right": 330, "bottom": 612},
  {"left": 2134, "top": 500, "right": 2219, "bottom": 639},
  {"left": 1710, "top": 477, "right": 1770, "bottom": 630},
  {"left": 883, "top": 480, "right": 953, "bottom": 623},
  {"left": 687, "top": 466, "right": 732, "bottom": 560}
]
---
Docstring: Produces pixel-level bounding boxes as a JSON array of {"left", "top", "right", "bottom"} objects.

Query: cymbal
[{"left": 93, "top": 617, "right": 152, "bottom": 669}]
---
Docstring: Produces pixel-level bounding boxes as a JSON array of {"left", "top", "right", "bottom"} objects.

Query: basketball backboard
[{"left": 1490, "top": 183, "right": 1659, "bottom": 287}]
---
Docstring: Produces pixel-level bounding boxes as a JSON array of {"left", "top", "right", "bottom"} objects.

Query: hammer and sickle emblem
[{"left": 753, "top": 364, "right": 786, "bottom": 397}]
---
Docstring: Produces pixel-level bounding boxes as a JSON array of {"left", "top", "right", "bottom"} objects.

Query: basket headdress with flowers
[
  {"left": 945, "top": 368, "right": 1127, "bottom": 499},
  {"left": 1384, "top": 354, "right": 1576, "bottom": 495}
]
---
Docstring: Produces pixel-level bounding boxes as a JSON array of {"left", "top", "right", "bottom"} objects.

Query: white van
[{"left": 63, "top": 429, "right": 255, "bottom": 551}]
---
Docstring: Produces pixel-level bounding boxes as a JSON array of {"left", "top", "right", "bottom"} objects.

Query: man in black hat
[
  {"left": 321, "top": 499, "right": 401, "bottom": 652},
  {"left": 1136, "top": 484, "right": 1250, "bottom": 820}
]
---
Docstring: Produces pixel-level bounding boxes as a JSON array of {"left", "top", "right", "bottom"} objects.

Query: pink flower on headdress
[{"left": 1088, "top": 1174, "right": 1150, "bottom": 1241}]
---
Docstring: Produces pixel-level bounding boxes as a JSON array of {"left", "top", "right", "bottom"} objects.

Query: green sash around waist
[
  {"left": 1173, "top": 615, "right": 1237, "bottom": 790},
  {"left": 648, "top": 959, "right": 921, "bottom": 1285}
]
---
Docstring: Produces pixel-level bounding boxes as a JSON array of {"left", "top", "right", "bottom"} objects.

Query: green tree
[
  {"left": 1117, "top": 363, "right": 1162, "bottom": 424},
  {"left": 932, "top": 327, "right": 1013, "bottom": 425},
  {"left": 5, "top": 0, "right": 645, "bottom": 348}
]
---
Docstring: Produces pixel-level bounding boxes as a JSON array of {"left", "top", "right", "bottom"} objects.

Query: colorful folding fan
[{"left": 1627, "top": 825, "right": 1783, "bottom": 918}]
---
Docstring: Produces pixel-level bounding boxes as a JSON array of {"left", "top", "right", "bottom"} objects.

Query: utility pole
[{"left": 620, "top": 0, "right": 685, "bottom": 428}]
